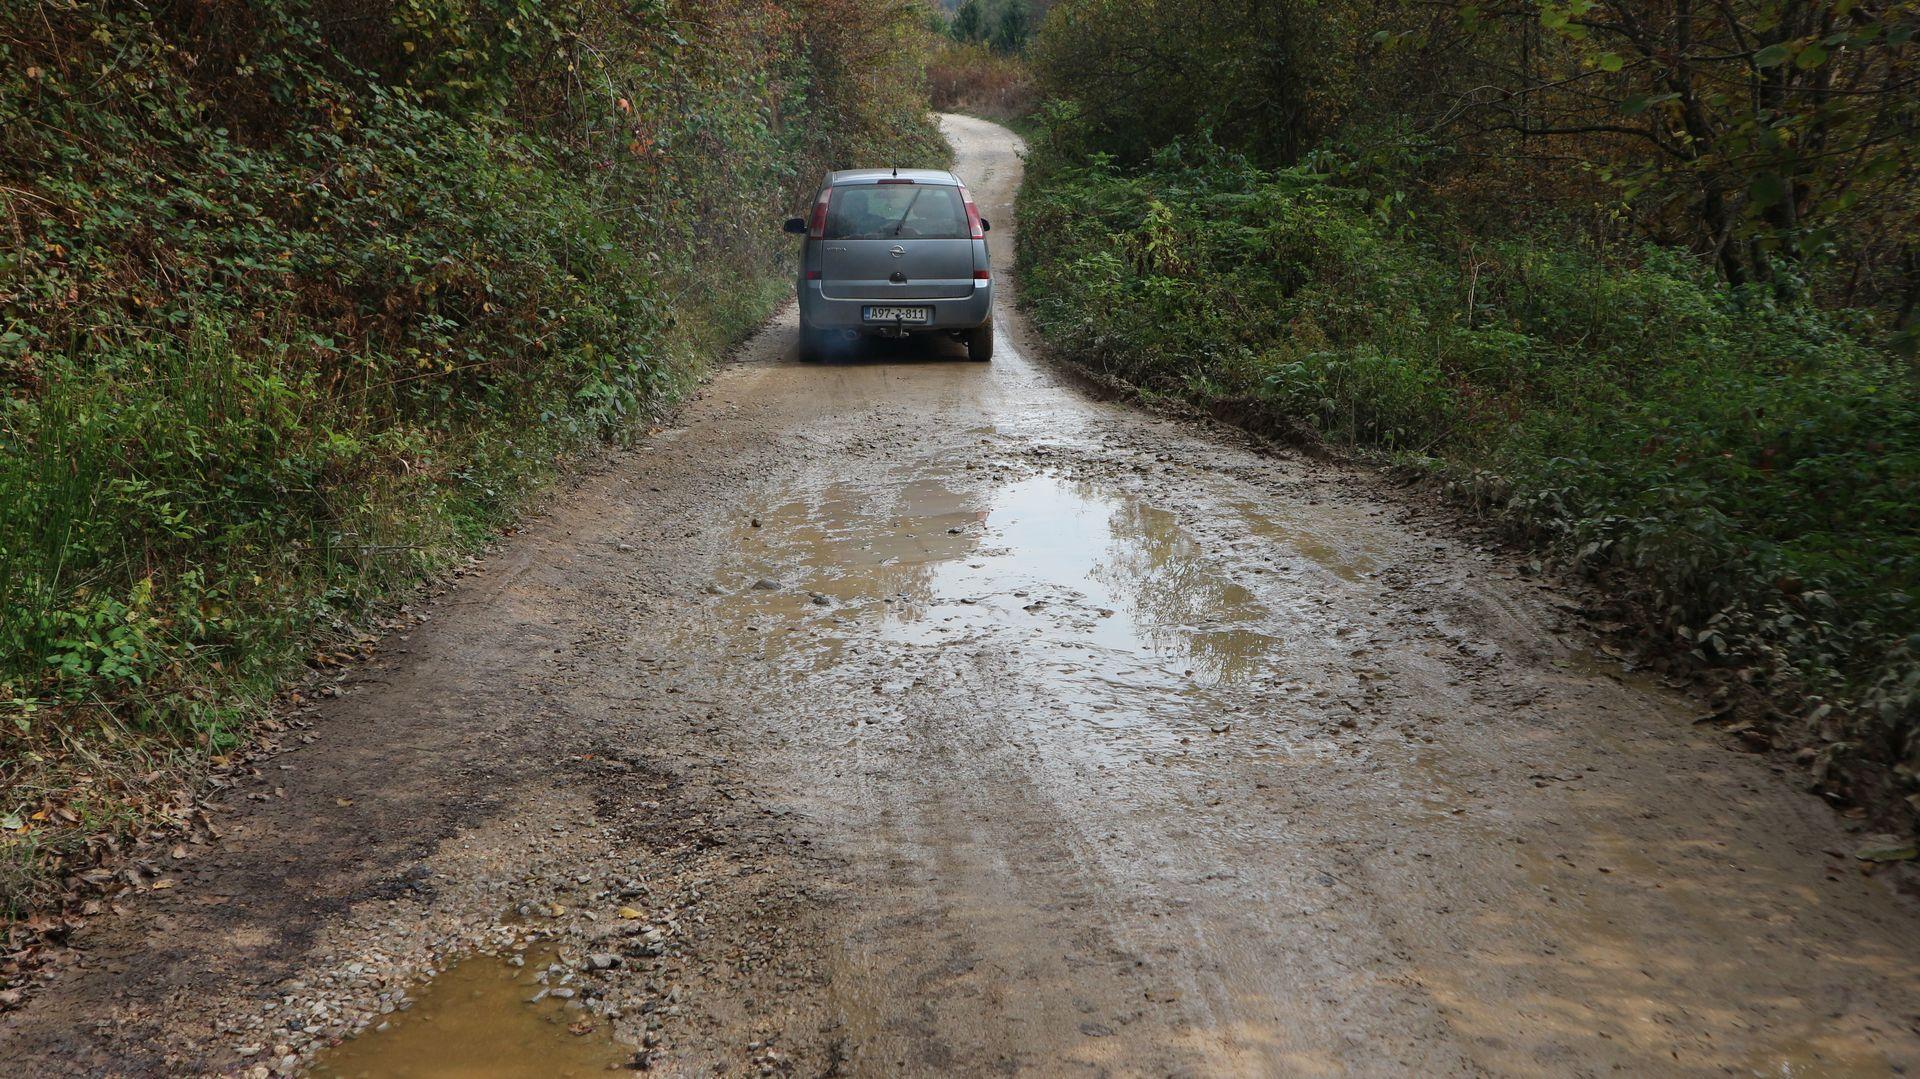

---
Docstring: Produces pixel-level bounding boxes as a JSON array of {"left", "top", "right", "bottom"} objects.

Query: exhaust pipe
[{"left": 841, "top": 330, "right": 861, "bottom": 342}]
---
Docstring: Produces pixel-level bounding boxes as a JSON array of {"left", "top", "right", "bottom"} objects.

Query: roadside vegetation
[
  {"left": 924, "top": 0, "right": 1040, "bottom": 120},
  {"left": 0, "top": 0, "right": 944, "bottom": 919},
  {"left": 927, "top": 41, "right": 1036, "bottom": 120},
  {"left": 1005, "top": 0, "right": 1920, "bottom": 830}
]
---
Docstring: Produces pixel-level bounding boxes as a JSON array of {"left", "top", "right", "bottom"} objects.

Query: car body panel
[
  {"left": 820, "top": 239, "right": 975, "bottom": 300},
  {"left": 794, "top": 170, "right": 993, "bottom": 337}
]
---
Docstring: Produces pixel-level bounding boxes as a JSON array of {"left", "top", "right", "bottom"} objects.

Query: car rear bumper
[{"left": 798, "top": 281, "right": 993, "bottom": 332}]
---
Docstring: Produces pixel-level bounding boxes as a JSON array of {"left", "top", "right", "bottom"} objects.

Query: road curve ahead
[{"left": 5, "top": 114, "right": 1917, "bottom": 1078}]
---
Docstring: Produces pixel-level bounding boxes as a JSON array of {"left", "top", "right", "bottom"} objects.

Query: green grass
[{"left": 1018, "top": 139, "right": 1920, "bottom": 812}]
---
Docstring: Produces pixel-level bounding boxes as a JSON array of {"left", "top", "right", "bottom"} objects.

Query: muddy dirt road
[{"left": 6, "top": 114, "right": 1920, "bottom": 1078}]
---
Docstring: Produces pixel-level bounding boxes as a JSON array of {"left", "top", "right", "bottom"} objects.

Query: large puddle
[
  {"left": 691, "top": 470, "right": 1394, "bottom": 760},
  {"left": 713, "top": 473, "right": 1284, "bottom": 679},
  {"left": 309, "top": 949, "right": 630, "bottom": 1078}
]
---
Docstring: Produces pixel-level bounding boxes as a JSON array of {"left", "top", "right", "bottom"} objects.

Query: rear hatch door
[{"left": 819, "top": 182, "right": 975, "bottom": 300}]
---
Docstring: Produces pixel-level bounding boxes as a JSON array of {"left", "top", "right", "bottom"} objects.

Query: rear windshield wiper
[{"left": 889, "top": 188, "right": 926, "bottom": 236}]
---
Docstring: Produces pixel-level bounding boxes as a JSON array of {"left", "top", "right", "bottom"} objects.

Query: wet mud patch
[
  {"left": 667, "top": 432, "right": 1920, "bottom": 1074},
  {"left": 574, "top": 752, "right": 709, "bottom": 852}
]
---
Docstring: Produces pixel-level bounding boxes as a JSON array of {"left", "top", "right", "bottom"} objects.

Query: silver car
[{"left": 783, "top": 169, "right": 995, "bottom": 363}]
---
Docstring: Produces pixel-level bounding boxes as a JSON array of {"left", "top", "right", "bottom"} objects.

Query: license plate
[{"left": 862, "top": 306, "right": 931, "bottom": 323}]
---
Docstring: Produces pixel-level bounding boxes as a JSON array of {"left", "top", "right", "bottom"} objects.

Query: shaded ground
[{"left": 3, "top": 114, "right": 1917, "bottom": 1078}]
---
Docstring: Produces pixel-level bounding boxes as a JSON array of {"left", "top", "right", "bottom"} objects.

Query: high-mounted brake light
[
  {"left": 877, "top": 178, "right": 916, "bottom": 185},
  {"left": 958, "top": 185, "right": 985, "bottom": 240},
  {"left": 807, "top": 187, "right": 832, "bottom": 239}
]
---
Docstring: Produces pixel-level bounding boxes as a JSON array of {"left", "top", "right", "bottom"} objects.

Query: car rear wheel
[{"left": 964, "top": 323, "right": 994, "bottom": 363}]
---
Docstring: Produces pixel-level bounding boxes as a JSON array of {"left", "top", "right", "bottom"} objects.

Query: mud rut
[{"left": 4, "top": 115, "right": 1918, "bottom": 1078}]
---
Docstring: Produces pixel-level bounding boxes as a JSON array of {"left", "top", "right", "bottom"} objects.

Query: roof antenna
[{"left": 892, "top": 166, "right": 898, "bottom": 177}]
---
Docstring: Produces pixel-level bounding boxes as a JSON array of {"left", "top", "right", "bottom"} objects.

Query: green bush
[
  {"left": 0, "top": 0, "right": 945, "bottom": 911},
  {"left": 1019, "top": 137, "right": 1920, "bottom": 796}
]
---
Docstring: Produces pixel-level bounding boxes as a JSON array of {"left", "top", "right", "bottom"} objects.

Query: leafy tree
[
  {"left": 952, "top": 0, "right": 988, "bottom": 40},
  {"left": 1034, "top": 0, "right": 1919, "bottom": 309},
  {"left": 1412, "top": 0, "right": 1920, "bottom": 293},
  {"left": 1033, "top": 0, "right": 1349, "bottom": 162},
  {"left": 949, "top": 0, "right": 1036, "bottom": 52},
  {"left": 993, "top": 0, "right": 1033, "bottom": 51}
]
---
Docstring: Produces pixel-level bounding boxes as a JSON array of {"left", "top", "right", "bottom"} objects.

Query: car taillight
[
  {"left": 974, "top": 270, "right": 990, "bottom": 280},
  {"left": 807, "top": 188, "right": 831, "bottom": 239},
  {"left": 806, "top": 270, "right": 821, "bottom": 280},
  {"left": 959, "top": 186, "right": 985, "bottom": 240}
]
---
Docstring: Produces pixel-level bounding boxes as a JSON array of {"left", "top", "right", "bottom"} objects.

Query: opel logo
[{"left": 889, "top": 245, "right": 905, "bottom": 258}]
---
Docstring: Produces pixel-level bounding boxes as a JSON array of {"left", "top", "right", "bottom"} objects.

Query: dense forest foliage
[
  {"left": 1024, "top": 0, "right": 1919, "bottom": 318},
  {"left": 998, "top": 0, "right": 1919, "bottom": 824},
  {"left": 0, "top": 0, "right": 943, "bottom": 913},
  {"left": 945, "top": 0, "right": 1041, "bottom": 52}
]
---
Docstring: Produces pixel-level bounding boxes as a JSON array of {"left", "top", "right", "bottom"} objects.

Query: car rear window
[{"left": 824, "top": 184, "right": 968, "bottom": 240}]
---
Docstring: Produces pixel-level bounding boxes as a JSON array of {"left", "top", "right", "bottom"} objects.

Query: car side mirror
[
  {"left": 783, "top": 217, "right": 807, "bottom": 235},
  {"left": 980, "top": 218, "right": 992, "bottom": 232}
]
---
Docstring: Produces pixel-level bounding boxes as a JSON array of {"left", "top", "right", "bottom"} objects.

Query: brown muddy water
[{"left": 309, "top": 947, "right": 630, "bottom": 1078}]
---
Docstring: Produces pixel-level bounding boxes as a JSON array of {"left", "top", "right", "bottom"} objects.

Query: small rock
[
  {"left": 751, "top": 578, "right": 780, "bottom": 591},
  {"left": 586, "top": 953, "right": 621, "bottom": 971},
  {"left": 1854, "top": 835, "right": 1918, "bottom": 863}
]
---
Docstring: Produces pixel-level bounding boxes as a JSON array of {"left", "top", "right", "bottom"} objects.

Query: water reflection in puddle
[
  {"left": 309, "top": 949, "right": 628, "bottom": 1079},
  {"left": 696, "top": 472, "right": 1316, "bottom": 759},
  {"left": 881, "top": 476, "right": 1280, "bottom": 682},
  {"left": 716, "top": 474, "right": 1280, "bottom": 674}
]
